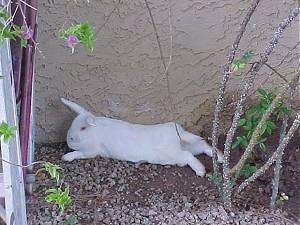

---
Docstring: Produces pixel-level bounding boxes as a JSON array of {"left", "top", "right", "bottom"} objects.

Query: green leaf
[
  {"left": 266, "top": 120, "right": 276, "bottom": 130},
  {"left": 260, "top": 122, "right": 268, "bottom": 136},
  {"left": 65, "top": 215, "right": 77, "bottom": 225},
  {"left": 230, "top": 49, "right": 254, "bottom": 72},
  {"left": 232, "top": 136, "right": 248, "bottom": 149},
  {"left": 238, "top": 118, "right": 247, "bottom": 127},
  {"left": 20, "top": 39, "right": 27, "bottom": 47},
  {"left": 206, "top": 171, "right": 222, "bottom": 185},
  {"left": 244, "top": 120, "right": 253, "bottom": 131},
  {"left": 44, "top": 162, "right": 61, "bottom": 184},
  {"left": 280, "top": 106, "right": 292, "bottom": 117},
  {"left": 0, "top": 122, "right": 17, "bottom": 143},
  {"left": 231, "top": 139, "right": 240, "bottom": 149},
  {"left": 258, "top": 142, "right": 266, "bottom": 150},
  {"left": 238, "top": 164, "right": 257, "bottom": 178},
  {"left": 0, "top": 7, "right": 9, "bottom": 21},
  {"left": 257, "top": 88, "right": 268, "bottom": 98},
  {"left": 60, "top": 22, "right": 94, "bottom": 52},
  {"left": 45, "top": 187, "right": 71, "bottom": 212}
]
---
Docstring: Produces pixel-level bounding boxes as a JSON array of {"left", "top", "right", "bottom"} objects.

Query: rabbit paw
[
  {"left": 62, "top": 151, "right": 83, "bottom": 162},
  {"left": 195, "top": 167, "right": 206, "bottom": 177}
]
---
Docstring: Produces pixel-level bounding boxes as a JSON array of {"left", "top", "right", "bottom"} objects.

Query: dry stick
[
  {"left": 262, "top": 62, "right": 289, "bottom": 83},
  {"left": 144, "top": 0, "right": 182, "bottom": 140},
  {"left": 222, "top": 7, "right": 300, "bottom": 210},
  {"left": 275, "top": 41, "right": 300, "bottom": 68},
  {"left": 270, "top": 73, "right": 299, "bottom": 208},
  {"left": 211, "top": 0, "right": 261, "bottom": 176},
  {"left": 94, "top": 2, "right": 119, "bottom": 40},
  {"left": 0, "top": 157, "right": 46, "bottom": 168},
  {"left": 237, "top": 112, "right": 300, "bottom": 193}
]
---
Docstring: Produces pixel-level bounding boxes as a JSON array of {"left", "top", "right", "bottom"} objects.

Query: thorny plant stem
[
  {"left": 222, "top": 7, "right": 300, "bottom": 210},
  {"left": 144, "top": 0, "right": 182, "bottom": 140},
  {"left": 211, "top": 0, "right": 262, "bottom": 191},
  {"left": 270, "top": 73, "right": 299, "bottom": 208},
  {"left": 237, "top": 113, "right": 300, "bottom": 193}
]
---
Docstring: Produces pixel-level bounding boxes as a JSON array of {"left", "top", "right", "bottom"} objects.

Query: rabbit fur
[{"left": 61, "top": 98, "right": 223, "bottom": 177}]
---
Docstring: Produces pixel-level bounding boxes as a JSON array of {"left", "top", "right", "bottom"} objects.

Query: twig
[
  {"left": 237, "top": 112, "right": 300, "bottom": 193},
  {"left": 270, "top": 72, "right": 299, "bottom": 208},
  {"left": 275, "top": 41, "right": 300, "bottom": 68},
  {"left": 19, "top": 0, "right": 37, "bottom": 11},
  {"left": 18, "top": 0, "right": 27, "bottom": 27},
  {"left": 1, "top": 157, "right": 46, "bottom": 168},
  {"left": 261, "top": 62, "right": 288, "bottom": 83},
  {"left": 222, "top": 7, "right": 300, "bottom": 210},
  {"left": 144, "top": 0, "right": 182, "bottom": 140},
  {"left": 94, "top": 3, "right": 119, "bottom": 40},
  {"left": 162, "top": 2, "right": 172, "bottom": 78},
  {"left": 211, "top": 0, "right": 261, "bottom": 187}
]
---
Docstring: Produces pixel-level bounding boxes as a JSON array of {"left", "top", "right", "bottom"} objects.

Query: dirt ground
[
  {"left": 1, "top": 126, "right": 298, "bottom": 225},
  {"left": 21, "top": 125, "right": 299, "bottom": 225}
]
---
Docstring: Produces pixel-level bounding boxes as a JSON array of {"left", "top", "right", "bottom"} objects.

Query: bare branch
[
  {"left": 275, "top": 41, "right": 300, "bottom": 68},
  {"left": 144, "top": 0, "right": 182, "bottom": 140},
  {"left": 237, "top": 112, "right": 300, "bottom": 193},
  {"left": 261, "top": 62, "right": 288, "bottom": 83},
  {"left": 1, "top": 157, "right": 45, "bottom": 168},
  {"left": 270, "top": 72, "right": 299, "bottom": 208},
  {"left": 19, "top": 0, "right": 37, "bottom": 11},
  {"left": 211, "top": 0, "right": 262, "bottom": 181},
  {"left": 94, "top": 3, "right": 119, "bottom": 39},
  {"left": 222, "top": 7, "right": 300, "bottom": 210}
]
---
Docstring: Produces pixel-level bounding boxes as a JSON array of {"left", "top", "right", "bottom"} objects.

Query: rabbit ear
[
  {"left": 86, "top": 115, "right": 97, "bottom": 126},
  {"left": 61, "top": 98, "right": 89, "bottom": 115}
]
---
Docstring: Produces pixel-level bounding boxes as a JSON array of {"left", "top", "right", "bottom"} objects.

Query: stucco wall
[{"left": 36, "top": 0, "right": 299, "bottom": 143}]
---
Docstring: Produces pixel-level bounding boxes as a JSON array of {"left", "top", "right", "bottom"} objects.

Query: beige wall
[{"left": 35, "top": 0, "right": 299, "bottom": 143}]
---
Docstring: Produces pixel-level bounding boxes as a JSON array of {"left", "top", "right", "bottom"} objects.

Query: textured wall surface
[{"left": 36, "top": 0, "right": 299, "bottom": 143}]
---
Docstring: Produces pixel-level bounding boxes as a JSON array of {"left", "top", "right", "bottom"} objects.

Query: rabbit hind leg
[{"left": 178, "top": 151, "right": 206, "bottom": 177}]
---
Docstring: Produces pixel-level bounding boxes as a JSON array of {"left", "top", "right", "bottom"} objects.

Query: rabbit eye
[{"left": 80, "top": 127, "right": 86, "bottom": 131}]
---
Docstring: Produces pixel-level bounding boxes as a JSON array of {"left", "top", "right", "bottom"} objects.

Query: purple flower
[
  {"left": 21, "top": 27, "right": 33, "bottom": 40},
  {"left": 65, "top": 35, "right": 78, "bottom": 53}
]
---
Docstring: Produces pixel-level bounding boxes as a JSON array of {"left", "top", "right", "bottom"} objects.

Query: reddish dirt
[{"left": 207, "top": 125, "right": 300, "bottom": 221}]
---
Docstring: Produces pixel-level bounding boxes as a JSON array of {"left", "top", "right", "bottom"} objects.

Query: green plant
[
  {"left": 0, "top": 6, "right": 30, "bottom": 46},
  {"left": 207, "top": 171, "right": 222, "bottom": 185},
  {"left": 45, "top": 187, "right": 71, "bottom": 212},
  {"left": 64, "top": 215, "right": 77, "bottom": 225},
  {"left": 237, "top": 164, "right": 257, "bottom": 178},
  {"left": 44, "top": 162, "right": 61, "bottom": 184},
  {"left": 278, "top": 192, "right": 289, "bottom": 202},
  {"left": 230, "top": 49, "right": 254, "bottom": 72},
  {"left": 60, "top": 22, "right": 94, "bottom": 53},
  {"left": 40, "top": 162, "right": 71, "bottom": 212},
  {"left": 232, "top": 88, "right": 291, "bottom": 151},
  {"left": 0, "top": 121, "right": 17, "bottom": 142}
]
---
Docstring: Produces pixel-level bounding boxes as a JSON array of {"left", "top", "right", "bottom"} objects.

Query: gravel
[{"left": 23, "top": 143, "right": 297, "bottom": 225}]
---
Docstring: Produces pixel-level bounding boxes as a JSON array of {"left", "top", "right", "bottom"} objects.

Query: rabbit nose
[
  {"left": 67, "top": 134, "right": 74, "bottom": 142},
  {"left": 67, "top": 133, "right": 79, "bottom": 143}
]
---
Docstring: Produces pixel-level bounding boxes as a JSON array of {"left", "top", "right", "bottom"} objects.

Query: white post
[{"left": 0, "top": 36, "right": 27, "bottom": 225}]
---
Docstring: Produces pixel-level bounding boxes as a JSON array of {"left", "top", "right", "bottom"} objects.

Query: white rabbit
[{"left": 61, "top": 98, "right": 223, "bottom": 177}]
